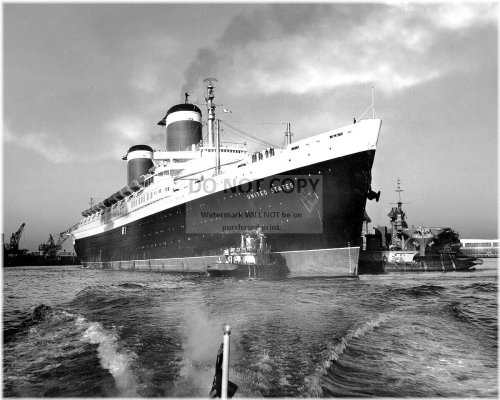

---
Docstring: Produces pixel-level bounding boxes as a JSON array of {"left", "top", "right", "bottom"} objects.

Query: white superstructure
[{"left": 73, "top": 118, "right": 381, "bottom": 241}]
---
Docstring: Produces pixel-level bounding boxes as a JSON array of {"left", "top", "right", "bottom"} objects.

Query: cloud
[
  {"left": 127, "top": 35, "right": 182, "bottom": 93},
  {"left": 403, "top": 3, "right": 497, "bottom": 30},
  {"left": 4, "top": 112, "right": 158, "bottom": 164},
  {"left": 105, "top": 115, "right": 149, "bottom": 141},
  {"left": 4, "top": 125, "right": 79, "bottom": 164},
  {"left": 129, "top": 64, "right": 162, "bottom": 93},
  {"left": 182, "top": 3, "right": 497, "bottom": 97},
  {"left": 104, "top": 115, "right": 156, "bottom": 158}
]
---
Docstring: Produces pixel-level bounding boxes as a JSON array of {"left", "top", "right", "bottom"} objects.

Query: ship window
[{"left": 291, "top": 146, "right": 299, "bottom": 150}]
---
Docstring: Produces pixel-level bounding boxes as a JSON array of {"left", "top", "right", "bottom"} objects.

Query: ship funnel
[
  {"left": 158, "top": 102, "right": 202, "bottom": 151},
  {"left": 124, "top": 144, "right": 154, "bottom": 185}
]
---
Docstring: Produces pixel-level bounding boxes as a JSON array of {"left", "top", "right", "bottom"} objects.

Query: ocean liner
[{"left": 72, "top": 79, "right": 382, "bottom": 277}]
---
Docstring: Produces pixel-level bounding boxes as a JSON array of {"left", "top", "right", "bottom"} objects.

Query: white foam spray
[
  {"left": 76, "top": 317, "right": 138, "bottom": 396},
  {"left": 169, "top": 297, "right": 224, "bottom": 397},
  {"left": 299, "top": 313, "right": 390, "bottom": 396}
]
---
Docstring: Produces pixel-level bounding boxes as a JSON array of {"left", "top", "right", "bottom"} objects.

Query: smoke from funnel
[{"left": 180, "top": 5, "right": 335, "bottom": 96}]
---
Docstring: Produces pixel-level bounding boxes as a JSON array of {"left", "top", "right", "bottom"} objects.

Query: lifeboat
[
  {"left": 114, "top": 191, "right": 125, "bottom": 201},
  {"left": 121, "top": 186, "right": 133, "bottom": 196},
  {"left": 129, "top": 179, "right": 143, "bottom": 191}
]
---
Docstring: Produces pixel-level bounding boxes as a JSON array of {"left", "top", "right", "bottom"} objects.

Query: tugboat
[
  {"left": 359, "top": 179, "right": 483, "bottom": 274},
  {"left": 206, "top": 229, "right": 289, "bottom": 278}
]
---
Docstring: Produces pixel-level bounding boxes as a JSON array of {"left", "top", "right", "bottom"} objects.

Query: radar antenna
[
  {"left": 203, "top": 77, "right": 218, "bottom": 87},
  {"left": 389, "top": 178, "right": 409, "bottom": 207}
]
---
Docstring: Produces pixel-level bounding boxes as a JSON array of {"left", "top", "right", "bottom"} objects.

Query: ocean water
[{"left": 3, "top": 260, "right": 498, "bottom": 397}]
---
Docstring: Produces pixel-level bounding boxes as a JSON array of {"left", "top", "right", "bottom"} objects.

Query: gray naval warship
[{"left": 359, "top": 180, "right": 483, "bottom": 274}]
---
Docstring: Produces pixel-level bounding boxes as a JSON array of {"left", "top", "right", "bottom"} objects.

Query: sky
[{"left": 2, "top": 2, "right": 498, "bottom": 253}]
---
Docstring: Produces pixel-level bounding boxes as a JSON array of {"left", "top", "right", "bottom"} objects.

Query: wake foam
[
  {"left": 299, "top": 313, "right": 390, "bottom": 396},
  {"left": 76, "top": 317, "right": 138, "bottom": 396}
]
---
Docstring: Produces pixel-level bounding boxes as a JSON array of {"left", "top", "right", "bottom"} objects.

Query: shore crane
[
  {"left": 4, "top": 223, "right": 27, "bottom": 255},
  {"left": 38, "top": 224, "right": 78, "bottom": 257}
]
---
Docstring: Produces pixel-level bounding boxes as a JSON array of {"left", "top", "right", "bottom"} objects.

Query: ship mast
[
  {"left": 395, "top": 177, "right": 403, "bottom": 208},
  {"left": 204, "top": 78, "right": 218, "bottom": 147},
  {"left": 388, "top": 178, "right": 409, "bottom": 249},
  {"left": 215, "top": 119, "right": 221, "bottom": 176},
  {"left": 285, "top": 123, "right": 293, "bottom": 145},
  {"left": 371, "top": 86, "right": 375, "bottom": 119},
  {"left": 204, "top": 78, "right": 221, "bottom": 176}
]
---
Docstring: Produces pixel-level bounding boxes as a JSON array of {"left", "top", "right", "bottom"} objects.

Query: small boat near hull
[
  {"left": 207, "top": 260, "right": 288, "bottom": 278},
  {"left": 206, "top": 229, "right": 289, "bottom": 278}
]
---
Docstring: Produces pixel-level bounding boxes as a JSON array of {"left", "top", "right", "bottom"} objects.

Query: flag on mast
[{"left": 209, "top": 343, "right": 238, "bottom": 398}]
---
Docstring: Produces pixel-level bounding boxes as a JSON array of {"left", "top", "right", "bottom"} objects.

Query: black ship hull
[
  {"left": 359, "top": 251, "right": 482, "bottom": 274},
  {"left": 75, "top": 150, "right": 375, "bottom": 277},
  {"left": 384, "top": 257, "right": 480, "bottom": 272}
]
